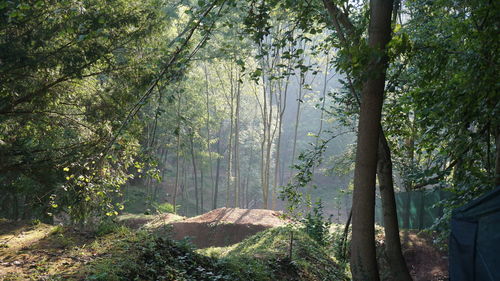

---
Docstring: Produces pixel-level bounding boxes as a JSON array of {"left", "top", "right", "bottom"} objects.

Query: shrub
[
  {"left": 301, "top": 200, "right": 332, "bottom": 247},
  {"left": 152, "top": 202, "right": 178, "bottom": 214}
]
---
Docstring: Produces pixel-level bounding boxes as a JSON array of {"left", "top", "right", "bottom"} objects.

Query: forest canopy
[{"left": 0, "top": 0, "right": 498, "bottom": 279}]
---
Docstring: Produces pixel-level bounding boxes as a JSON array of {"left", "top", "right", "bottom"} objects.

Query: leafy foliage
[{"left": 301, "top": 200, "right": 333, "bottom": 247}]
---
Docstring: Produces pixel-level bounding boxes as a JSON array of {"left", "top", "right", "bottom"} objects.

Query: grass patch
[
  {"left": 200, "top": 227, "right": 350, "bottom": 281},
  {"left": 1, "top": 218, "right": 351, "bottom": 281}
]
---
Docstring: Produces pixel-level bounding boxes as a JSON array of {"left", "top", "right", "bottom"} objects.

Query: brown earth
[
  {"left": 170, "top": 208, "right": 288, "bottom": 248},
  {"left": 402, "top": 232, "right": 448, "bottom": 281},
  {"left": 376, "top": 229, "right": 448, "bottom": 281},
  {"left": 117, "top": 213, "right": 184, "bottom": 229}
]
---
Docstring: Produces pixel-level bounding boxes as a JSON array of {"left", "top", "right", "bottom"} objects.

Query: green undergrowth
[
  {"left": 84, "top": 231, "right": 238, "bottom": 281},
  {"left": 1, "top": 219, "right": 351, "bottom": 281},
  {"left": 87, "top": 225, "right": 350, "bottom": 281},
  {"left": 199, "top": 227, "right": 350, "bottom": 281}
]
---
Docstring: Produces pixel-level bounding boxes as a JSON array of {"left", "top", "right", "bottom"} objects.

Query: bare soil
[
  {"left": 376, "top": 229, "right": 448, "bottom": 281},
  {"left": 170, "top": 208, "right": 287, "bottom": 248},
  {"left": 117, "top": 213, "right": 184, "bottom": 229},
  {"left": 402, "top": 231, "right": 448, "bottom": 281}
]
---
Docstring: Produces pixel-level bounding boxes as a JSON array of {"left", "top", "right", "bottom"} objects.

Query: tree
[{"left": 350, "top": 0, "right": 394, "bottom": 280}]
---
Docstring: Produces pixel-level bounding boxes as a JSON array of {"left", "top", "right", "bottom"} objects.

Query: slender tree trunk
[
  {"left": 272, "top": 72, "right": 289, "bottom": 210},
  {"left": 204, "top": 63, "right": 216, "bottom": 209},
  {"left": 227, "top": 114, "right": 233, "bottom": 208},
  {"left": 272, "top": 117, "right": 282, "bottom": 210},
  {"left": 234, "top": 73, "right": 241, "bottom": 208},
  {"left": 264, "top": 84, "right": 273, "bottom": 209},
  {"left": 226, "top": 64, "right": 235, "bottom": 207},
  {"left": 200, "top": 161, "right": 204, "bottom": 213},
  {"left": 213, "top": 124, "right": 223, "bottom": 209},
  {"left": 291, "top": 72, "right": 304, "bottom": 170},
  {"left": 181, "top": 157, "right": 187, "bottom": 216},
  {"left": 377, "top": 130, "right": 412, "bottom": 281},
  {"left": 260, "top": 76, "right": 269, "bottom": 208},
  {"left": 350, "top": 1, "right": 393, "bottom": 280},
  {"left": 173, "top": 96, "right": 182, "bottom": 213},
  {"left": 189, "top": 132, "right": 199, "bottom": 215},
  {"left": 245, "top": 146, "right": 254, "bottom": 208}
]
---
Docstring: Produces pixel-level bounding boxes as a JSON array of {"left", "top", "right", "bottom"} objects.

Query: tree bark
[
  {"left": 350, "top": 1, "right": 393, "bottom": 280},
  {"left": 189, "top": 132, "right": 199, "bottom": 215},
  {"left": 234, "top": 72, "right": 241, "bottom": 208},
  {"left": 291, "top": 66, "right": 305, "bottom": 171},
  {"left": 200, "top": 160, "right": 204, "bottom": 213},
  {"left": 172, "top": 96, "right": 182, "bottom": 214},
  {"left": 213, "top": 123, "right": 223, "bottom": 209},
  {"left": 203, "top": 63, "right": 216, "bottom": 209},
  {"left": 377, "top": 130, "right": 412, "bottom": 281}
]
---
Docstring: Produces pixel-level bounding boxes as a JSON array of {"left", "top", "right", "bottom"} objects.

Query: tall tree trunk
[
  {"left": 259, "top": 74, "right": 269, "bottom": 208},
  {"left": 234, "top": 72, "right": 241, "bottom": 208},
  {"left": 272, "top": 115, "right": 282, "bottom": 210},
  {"left": 350, "top": 1, "right": 393, "bottom": 280},
  {"left": 200, "top": 161, "right": 204, "bottom": 213},
  {"left": 181, "top": 157, "right": 187, "bottom": 216},
  {"left": 272, "top": 69, "right": 289, "bottom": 210},
  {"left": 189, "top": 132, "right": 199, "bottom": 215},
  {"left": 213, "top": 124, "right": 223, "bottom": 209},
  {"left": 291, "top": 72, "right": 304, "bottom": 170},
  {"left": 203, "top": 63, "right": 216, "bottom": 209},
  {"left": 226, "top": 64, "right": 235, "bottom": 207},
  {"left": 245, "top": 145, "right": 254, "bottom": 208},
  {"left": 227, "top": 113, "right": 233, "bottom": 208},
  {"left": 377, "top": 130, "right": 412, "bottom": 281},
  {"left": 172, "top": 96, "right": 182, "bottom": 213},
  {"left": 264, "top": 81, "right": 273, "bottom": 209}
]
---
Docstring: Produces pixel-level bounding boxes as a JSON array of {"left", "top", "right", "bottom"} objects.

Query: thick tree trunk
[
  {"left": 350, "top": 1, "right": 393, "bottom": 280},
  {"left": 377, "top": 130, "right": 412, "bottom": 281}
]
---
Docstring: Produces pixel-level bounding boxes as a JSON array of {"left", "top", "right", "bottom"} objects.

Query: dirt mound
[
  {"left": 117, "top": 213, "right": 183, "bottom": 229},
  {"left": 170, "top": 208, "right": 287, "bottom": 248}
]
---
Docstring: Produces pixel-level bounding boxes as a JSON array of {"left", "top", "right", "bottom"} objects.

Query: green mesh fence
[{"left": 375, "top": 189, "right": 450, "bottom": 230}]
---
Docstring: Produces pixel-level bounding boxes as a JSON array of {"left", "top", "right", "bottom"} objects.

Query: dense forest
[{"left": 0, "top": 0, "right": 498, "bottom": 280}]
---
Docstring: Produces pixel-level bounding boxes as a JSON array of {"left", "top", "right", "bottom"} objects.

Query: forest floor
[
  {"left": 0, "top": 210, "right": 448, "bottom": 280},
  {"left": 376, "top": 229, "right": 448, "bottom": 281}
]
